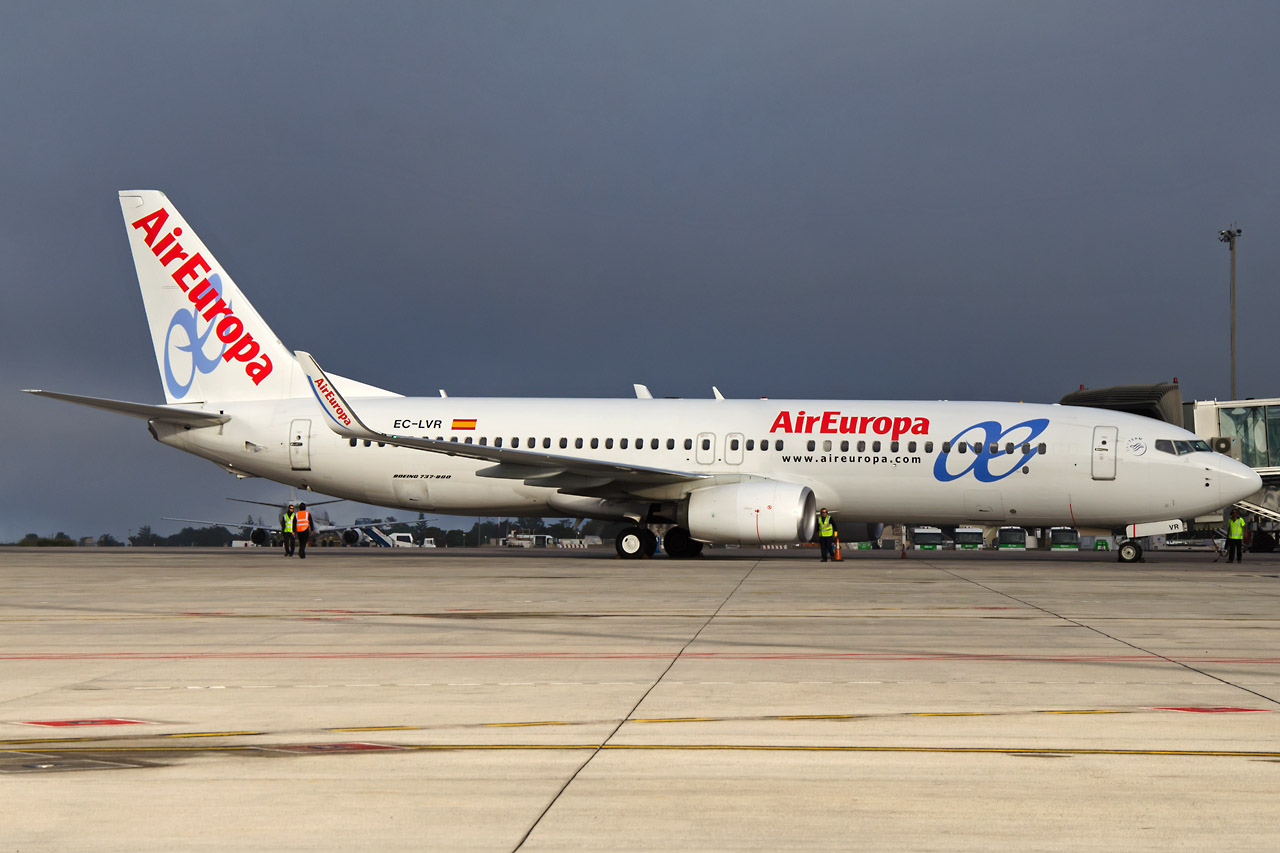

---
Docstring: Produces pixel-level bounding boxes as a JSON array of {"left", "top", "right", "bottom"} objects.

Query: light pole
[{"left": 1219, "top": 224, "right": 1242, "bottom": 400}]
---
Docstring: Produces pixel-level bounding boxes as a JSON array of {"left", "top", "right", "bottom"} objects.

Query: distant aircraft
[
  {"left": 161, "top": 494, "right": 378, "bottom": 546},
  {"left": 25, "top": 191, "right": 1262, "bottom": 562}
]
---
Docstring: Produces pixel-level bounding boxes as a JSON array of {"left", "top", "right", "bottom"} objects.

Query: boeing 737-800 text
[{"left": 25, "top": 192, "right": 1262, "bottom": 561}]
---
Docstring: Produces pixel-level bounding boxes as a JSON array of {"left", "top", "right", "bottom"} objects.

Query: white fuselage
[{"left": 153, "top": 396, "right": 1260, "bottom": 530}]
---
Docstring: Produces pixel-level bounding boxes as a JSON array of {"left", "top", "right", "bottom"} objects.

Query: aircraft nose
[{"left": 1217, "top": 457, "right": 1262, "bottom": 505}]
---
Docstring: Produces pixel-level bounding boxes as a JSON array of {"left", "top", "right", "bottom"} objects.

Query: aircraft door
[
  {"left": 1091, "top": 426, "right": 1118, "bottom": 480},
  {"left": 696, "top": 432, "right": 716, "bottom": 465},
  {"left": 289, "top": 419, "right": 311, "bottom": 471},
  {"left": 725, "top": 433, "right": 744, "bottom": 465}
]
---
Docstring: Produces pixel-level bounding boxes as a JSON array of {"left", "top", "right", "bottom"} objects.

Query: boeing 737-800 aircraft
[{"left": 26, "top": 191, "right": 1262, "bottom": 561}]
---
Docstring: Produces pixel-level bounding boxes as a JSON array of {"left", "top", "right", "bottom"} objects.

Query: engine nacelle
[
  {"left": 341, "top": 529, "right": 360, "bottom": 546},
  {"left": 680, "top": 481, "right": 816, "bottom": 546},
  {"left": 250, "top": 528, "right": 268, "bottom": 546}
]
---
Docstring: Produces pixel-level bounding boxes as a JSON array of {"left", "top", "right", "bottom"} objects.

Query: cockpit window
[
  {"left": 1173, "top": 440, "right": 1194, "bottom": 455},
  {"left": 1155, "top": 439, "right": 1175, "bottom": 455},
  {"left": 1189, "top": 439, "right": 1211, "bottom": 452}
]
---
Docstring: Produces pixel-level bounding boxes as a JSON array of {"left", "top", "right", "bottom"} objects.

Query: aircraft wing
[
  {"left": 294, "top": 351, "right": 710, "bottom": 489},
  {"left": 162, "top": 516, "right": 282, "bottom": 533},
  {"left": 24, "top": 390, "right": 230, "bottom": 427}
]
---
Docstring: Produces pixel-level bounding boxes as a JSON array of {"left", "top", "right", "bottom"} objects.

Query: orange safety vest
[{"left": 295, "top": 510, "right": 311, "bottom": 532}]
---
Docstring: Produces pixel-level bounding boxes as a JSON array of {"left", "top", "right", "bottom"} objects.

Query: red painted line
[
  {"left": 19, "top": 719, "right": 150, "bottom": 727},
  {"left": 2, "top": 652, "right": 1280, "bottom": 663},
  {"left": 1155, "top": 707, "right": 1271, "bottom": 713}
]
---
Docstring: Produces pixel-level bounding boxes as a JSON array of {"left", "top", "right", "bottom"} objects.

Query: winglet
[
  {"left": 634, "top": 384, "right": 653, "bottom": 399},
  {"left": 294, "top": 351, "right": 377, "bottom": 440}
]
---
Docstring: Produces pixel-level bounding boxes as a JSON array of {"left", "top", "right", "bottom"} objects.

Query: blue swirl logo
[
  {"left": 163, "top": 273, "right": 229, "bottom": 399},
  {"left": 933, "top": 418, "right": 1050, "bottom": 483}
]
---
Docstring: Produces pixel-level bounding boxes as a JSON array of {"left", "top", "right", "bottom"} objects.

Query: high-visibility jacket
[
  {"left": 295, "top": 510, "right": 311, "bottom": 533},
  {"left": 1229, "top": 517, "right": 1245, "bottom": 540},
  {"left": 817, "top": 514, "right": 834, "bottom": 537},
  {"left": 283, "top": 512, "right": 295, "bottom": 533}
]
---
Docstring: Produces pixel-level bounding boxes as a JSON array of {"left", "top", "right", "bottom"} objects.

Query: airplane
[
  {"left": 159, "top": 494, "right": 382, "bottom": 546},
  {"left": 24, "top": 191, "right": 1263, "bottom": 563}
]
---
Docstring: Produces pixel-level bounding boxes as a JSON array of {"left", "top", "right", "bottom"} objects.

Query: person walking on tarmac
[
  {"left": 817, "top": 508, "right": 836, "bottom": 562},
  {"left": 282, "top": 504, "right": 296, "bottom": 557},
  {"left": 295, "top": 502, "right": 313, "bottom": 559},
  {"left": 1226, "top": 509, "right": 1246, "bottom": 563}
]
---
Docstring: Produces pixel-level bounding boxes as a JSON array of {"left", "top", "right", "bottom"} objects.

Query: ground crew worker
[
  {"left": 1226, "top": 509, "right": 1246, "bottom": 563},
  {"left": 817, "top": 507, "right": 836, "bottom": 562},
  {"left": 282, "top": 504, "right": 296, "bottom": 557},
  {"left": 295, "top": 502, "right": 312, "bottom": 559}
]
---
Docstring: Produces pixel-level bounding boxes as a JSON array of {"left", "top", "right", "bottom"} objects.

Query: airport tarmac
[{"left": 2, "top": 546, "right": 1279, "bottom": 852}]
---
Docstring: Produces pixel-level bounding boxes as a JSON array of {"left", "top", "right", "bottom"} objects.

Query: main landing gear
[{"left": 615, "top": 525, "right": 703, "bottom": 559}]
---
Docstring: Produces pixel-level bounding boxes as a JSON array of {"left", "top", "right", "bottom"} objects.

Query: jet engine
[
  {"left": 679, "top": 481, "right": 816, "bottom": 546},
  {"left": 250, "top": 528, "right": 268, "bottom": 546},
  {"left": 342, "top": 529, "right": 360, "bottom": 546}
]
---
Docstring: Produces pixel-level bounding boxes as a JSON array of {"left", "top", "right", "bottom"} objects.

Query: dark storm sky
[{"left": 2, "top": 2, "right": 1277, "bottom": 541}]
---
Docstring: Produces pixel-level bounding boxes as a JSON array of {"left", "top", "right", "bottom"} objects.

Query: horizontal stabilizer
[{"left": 23, "top": 390, "right": 230, "bottom": 427}]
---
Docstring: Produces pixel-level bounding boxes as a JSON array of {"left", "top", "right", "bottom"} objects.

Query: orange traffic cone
[{"left": 833, "top": 535, "right": 843, "bottom": 561}]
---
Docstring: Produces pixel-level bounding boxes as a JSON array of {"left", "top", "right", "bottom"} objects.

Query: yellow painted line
[
  {"left": 163, "top": 731, "right": 261, "bottom": 738},
  {"left": 773, "top": 715, "right": 862, "bottom": 721},
  {"left": 909, "top": 712, "right": 989, "bottom": 717},
  {"left": 631, "top": 717, "right": 717, "bottom": 724},
  {"left": 1039, "top": 710, "right": 1122, "bottom": 715},
  {"left": 483, "top": 721, "right": 571, "bottom": 728},
  {"left": 328, "top": 726, "right": 422, "bottom": 732},
  {"left": 21, "top": 744, "right": 1280, "bottom": 758}
]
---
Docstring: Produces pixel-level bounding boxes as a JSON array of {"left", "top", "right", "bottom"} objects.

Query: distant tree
[
  {"left": 163, "top": 525, "right": 233, "bottom": 547},
  {"left": 19, "top": 533, "right": 39, "bottom": 546},
  {"left": 129, "top": 525, "right": 163, "bottom": 547},
  {"left": 97, "top": 533, "right": 123, "bottom": 547}
]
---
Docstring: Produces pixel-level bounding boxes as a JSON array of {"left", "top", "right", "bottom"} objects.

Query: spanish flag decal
[{"left": 451, "top": 418, "right": 477, "bottom": 430}]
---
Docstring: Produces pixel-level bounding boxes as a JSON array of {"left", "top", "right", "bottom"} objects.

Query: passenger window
[
  {"left": 1005, "top": 442, "right": 1014, "bottom": 454},
  {"left": 857, "top": 441, "right": 866, "bottom": 452},
  {"left": 732, "top": 438, "right": 741, "bottom": 451},
  {"left": 701, "top": 438, "right": 711, "bottom": 451},
  {"left": 620, "top": 438, "right": 628, "bottom": 449},
  {"left": 822, "top": 440, "right": 832, "bottom": 452},
  {"left": 349, "top": 438, "right": 357, "bottom": 447},
  {"left": 479, "top": 437, "right": 487, "bottom": 446},
  {"left": 450, "top": 436, "right": 458, "bottom": 443},
  {"left": 925, "top": 442, "right": 934, "bottom": 453},
  {"left": 840, "top": 441, "right": 849, "bottom": 452},
  {"left": 636, "top": 438, "right": 643, "bottom": 448},
  {"left": 542, "top": 437, "right": 550, "bottom": 449},
  {"left": 464, "top": 437, "right": 473, "bottom": 444},
  {"left": 605, "top": 438, "right": 614, "bottom": 449},
  {"left": 495, "top": 438, "right": 503, "bottom": 448},
  {"left": 667, "top": 439, "right": 675, "bottom": 450},
  {"left": 989, "top": 443, "right": 998, "bottom": 454},
  {"left": 747, "top": 439, "right": 755, "bottom": 451},
  {"left": 873, "top": 441, "right": 881, "bottom": 453},
  {"left": 907, "top": 441, "right": 916, "bottom": 453},
  {"left": 378, "top": 442, "right": 385, "bottom": 448},
  {"left": 363, "top": 440, "right": 371, "bottom": 447},
  {"left": 807, "top": 440, "right": 816, "bottom": 451},
  {"left": 651, "top": 438, "right": 659, "bottom": 450},
  {"left": 684, "top": 438, "right": 693, "bottom": 450},
  {"left": 511, "top": 438, "right": 519, "bottom": 448},
  {"left": 1021, "top": 443, "right": 1030, "bottom": 454},
  {"left": 890, "top": 441, "right": 899, "bottom": 453},
  {"left": 1038, "top": 443, "right": 1047, "bottom": 455},
  {"left": 575, "top": 438, "right": 583, "bottom": 449},
  {"left": 559, "top": 438, "right": 567, "bottom": 449}
]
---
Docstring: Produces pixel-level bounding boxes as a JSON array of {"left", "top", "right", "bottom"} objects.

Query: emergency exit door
[
  {"left": 1091, "top": 425, "right": 1117, "bottom": 480},
  {"left": 289, "top": 419, "right": 311, "bottom": 471}
]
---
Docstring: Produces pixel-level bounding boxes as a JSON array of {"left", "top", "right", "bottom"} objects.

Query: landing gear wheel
[
  {"left": 616, "top": 527, "right": 646, "bottom": 559},
  {"left": 663, "top": 527, "right": 703, "bottom": 559},
  {"left": 640, "top": 528, "right": 658, "bottom": 557},
  {"left": 1117, "top": 540, "right": 1143, "bottom": 563}
]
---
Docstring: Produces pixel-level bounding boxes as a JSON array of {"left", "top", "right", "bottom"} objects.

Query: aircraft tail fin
[{"left": 119, "top": 190, "right": 299, "bottom": 404}]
